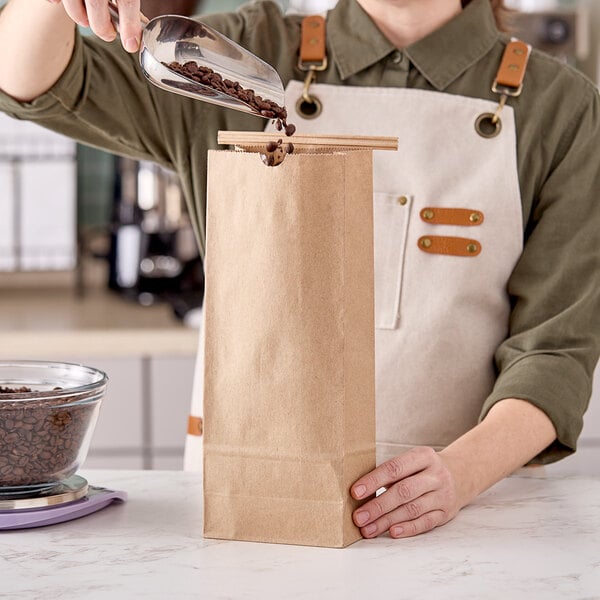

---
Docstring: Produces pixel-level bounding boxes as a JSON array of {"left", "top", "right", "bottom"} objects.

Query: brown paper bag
[{"left": 203, "top": 132, "right": 396, "bottom": 548}]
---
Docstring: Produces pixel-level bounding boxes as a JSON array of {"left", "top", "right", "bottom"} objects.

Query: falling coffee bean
[{"left": 260, "top": 138, "right": 295, "bottom": 167}]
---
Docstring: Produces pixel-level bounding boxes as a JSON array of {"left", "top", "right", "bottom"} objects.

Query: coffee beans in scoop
[
  {"left": 163, "top": 61, "right": 296, "bottom": 134},
  {"left": 163, "top": 61, "right": 298, "bottom": 166}
]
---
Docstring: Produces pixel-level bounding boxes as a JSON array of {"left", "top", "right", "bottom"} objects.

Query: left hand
[{"left": 351, "top": 446, "right": 461, "bottom": 539}]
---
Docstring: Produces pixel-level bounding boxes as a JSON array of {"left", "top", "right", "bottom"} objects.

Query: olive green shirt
[{"left": 1, "top": 0, "right": 598, "bottom": 462}]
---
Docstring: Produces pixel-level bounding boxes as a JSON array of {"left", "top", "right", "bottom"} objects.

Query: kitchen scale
[{"left": 0, "top": 476, "right": 127, "bottom": 530}]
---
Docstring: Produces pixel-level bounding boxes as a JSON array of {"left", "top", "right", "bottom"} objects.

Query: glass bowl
[{"left": 0, "top": 361, "right": 107, "bottom": 496}]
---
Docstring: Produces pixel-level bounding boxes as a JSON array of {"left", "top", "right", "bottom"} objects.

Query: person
[{"left": 0, "top": 0, "right": 598, "bottom": 540}]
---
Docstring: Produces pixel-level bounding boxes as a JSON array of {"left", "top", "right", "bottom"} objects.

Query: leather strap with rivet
[
  {"left": 493, "top": 39, "right": 531, "bottom": 94},
  {"left": 299, "top": 15, "right": 327, "bottom": 69},
  {"left": 475, "top": 38, "right": 531, "bottom": 138},
  {"left": 420, "top": 207, "right": 484, "bottom": 226},
  {"left": 297, "top": 16, "right": 327, "bottom": 118},
  {"left": 418, "top": 236, "right": 481, "bottom": 257}
]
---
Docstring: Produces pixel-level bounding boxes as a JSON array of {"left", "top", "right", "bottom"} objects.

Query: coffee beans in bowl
[{"left": 0, "top": 361, "right": 107, "bottom": 494}]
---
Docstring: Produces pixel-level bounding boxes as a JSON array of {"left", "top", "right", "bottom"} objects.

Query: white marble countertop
[{"left": 1, "top": 469, "right": 599, "bottom": 600}]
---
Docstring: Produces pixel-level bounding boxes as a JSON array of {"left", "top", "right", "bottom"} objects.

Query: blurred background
[{"left": 0, "top": 0, "right": 598, "bottom": 474}]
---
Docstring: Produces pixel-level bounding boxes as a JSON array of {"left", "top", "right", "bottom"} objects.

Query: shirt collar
[{"left": 327, "top": 0, "right": 500, "bottom": 90}]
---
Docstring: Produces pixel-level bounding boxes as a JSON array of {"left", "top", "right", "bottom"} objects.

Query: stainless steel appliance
[
  {"left": 108, "top": 157, "right": 204, "bottom": 317},
  {"left": 509, "top": 5, "right": 589, "bottom": 64}
]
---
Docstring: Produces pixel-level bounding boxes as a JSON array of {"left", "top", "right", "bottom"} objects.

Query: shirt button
[{"left": 391, "top": 51, "right": 403, "bottom": 65}]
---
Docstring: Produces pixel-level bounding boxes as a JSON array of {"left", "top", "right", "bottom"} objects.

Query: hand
[
  {"left": 47, "top": 0, "right": 143, "bottom": 52},
  {"left": 351, "top": 446, "right": 461, "bottom": 539}
]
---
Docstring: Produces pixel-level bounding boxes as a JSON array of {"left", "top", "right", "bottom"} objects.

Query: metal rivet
[
  {"left": 296, "top": 95, "right": 323, "bottom": 119},
  {"left": 509, "top": 63, "right": 519, "bottom": 71},
  {"left": 475, "top": 113, "right": 502, "bottom": 138},
  {"left": 420, "top": 237, "right": 432, "bottom": 249},
  {"left": 397, "top": 195, "right": 408, "bottom": 206},
  {"left": 467, "top": 243, "right": 478, "bottom": 253},
  {"left": 422, "top": 209, "right": 434, "bottom": 220},
  {"left": 513, "top": 48, "right": 525, "bottom": 55},
  {"left": 469, "top": 212, "right": 481, "bottom": 223}
]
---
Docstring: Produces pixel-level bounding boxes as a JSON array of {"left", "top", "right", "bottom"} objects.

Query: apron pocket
[{"left": 374, "top": 193, "right": 412, "bottom": 330}]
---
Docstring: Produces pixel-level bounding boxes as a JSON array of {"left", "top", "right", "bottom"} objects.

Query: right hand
[{"left": 46, "top": 0, "right": 143, "bottom": 53}]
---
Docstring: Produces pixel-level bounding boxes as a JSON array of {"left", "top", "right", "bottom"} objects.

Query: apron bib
[{"left": 185, "top": 81, "right": 523, "bottom": 469}]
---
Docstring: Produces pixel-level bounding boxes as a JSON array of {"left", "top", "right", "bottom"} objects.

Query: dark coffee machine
[{"left": 108, "top": 156, "right": 204, "bottom": 319}]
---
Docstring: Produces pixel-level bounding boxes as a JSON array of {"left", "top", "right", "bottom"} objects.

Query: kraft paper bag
[{"left": 203, "top": 132, "right": 395, "bottom": 548}]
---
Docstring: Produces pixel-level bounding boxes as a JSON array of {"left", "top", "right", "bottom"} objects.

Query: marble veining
[{"left": 0, "top": 469, "right": 599, "bottom": 599}]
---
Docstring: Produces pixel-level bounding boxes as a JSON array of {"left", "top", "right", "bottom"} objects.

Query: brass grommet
[
  {"left": 422, "top": 209, "right": 434, "bottom": 220},
  {"left": 397, "top": 195, "right": 408, "bottom": 206},
  {"left": 475, "top": 112, "right": 502, "bottom": 139},
  {"left": 420, "top": 237, "right": 432, "bottom": 249},
  {"left": 296, "top": 95, "right": 323, "bottom": 120},
  {"left": 466, "top": 243, "right": 478, "bottom": 254},
  {"left": 469, "top": 212, "right": 481, "bottom": 223}
]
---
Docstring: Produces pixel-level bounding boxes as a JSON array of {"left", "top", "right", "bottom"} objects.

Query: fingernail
[
  {"left": 364, "top": 523, "right": 377, "bottom": 535},
  {"left": 125, "top": 36, "right": 139, "bottom": 52},
  {"left": 392, "top": 526, "right": 404, "bottom": 537},
  {"left": 355, "top": 510, "right": 369, "bottom": 526},
  {"left": 354, "top": 484, "right": 366, "bottom": 498}
]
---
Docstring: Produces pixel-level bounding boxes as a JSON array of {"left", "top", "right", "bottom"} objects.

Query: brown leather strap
[
  {"left": 494, "top": 39, "right": 531, "bottom": 92},
  {"left": 187, "top": 415, "right": 203, "bottom": 436},
  {"left": 418, "top": 236, "right": 481, "bottom": 257},
  {"left": 300, "top": 16, "right": 326, "bottom": 67},
  {"left": 420, "top": 207, "right": 484, "bottom": 226}
]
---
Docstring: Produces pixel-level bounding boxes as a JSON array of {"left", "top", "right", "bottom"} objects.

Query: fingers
[
  {"left": 85, "top": 0, "right": 117, "bottom": 43},
  {"left": 351, "top": 446, "right": 437, "bottom": 500},
  {"left": 350, "top": 447, "right": 460, "bottom": 539},
  {"left": 112, "top": 0, "right": 143, "bottom": 53},
  {"left": 352, "top": 471, "right": 438, "bottom": 529},
  {"left": 356, "top": 491, "right": 443, "bottom": 538},
  {"left": 389, "top": 510, "right": 447, "bottom": 539},
  {"left": 61, "top": 0, "right": 91, "bottom": 28},
  {"left": 61, "top": 0, "right": 142, "bottom": 52}
]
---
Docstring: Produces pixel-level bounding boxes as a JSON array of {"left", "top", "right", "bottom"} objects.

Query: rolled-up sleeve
[
  {"left": 481, "top": 85, "right": 600, "bottom": 463},
  {"left": 0, "top": 31, "right": 201, "bottom": 169}
]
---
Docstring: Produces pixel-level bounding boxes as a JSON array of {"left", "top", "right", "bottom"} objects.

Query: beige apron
[{"left": 185, "top": 81, "right": 523, "bottom": 469}]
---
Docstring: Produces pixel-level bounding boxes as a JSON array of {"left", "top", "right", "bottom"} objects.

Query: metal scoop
[{"left": 107, "top": 1, "right": 285, "bottom": 117}]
